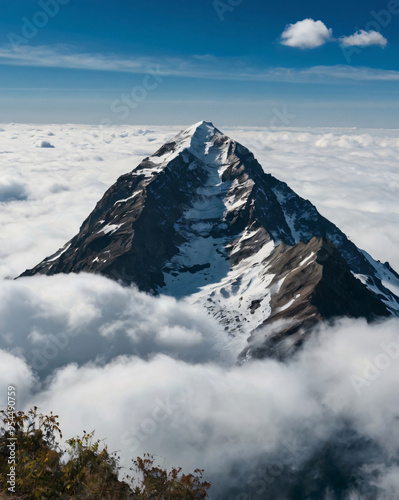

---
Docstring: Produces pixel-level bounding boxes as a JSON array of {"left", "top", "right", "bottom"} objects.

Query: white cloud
[
  {"left": 279, "top": 22, "right": 388, "bottom": 51},
  {"left": 0, "top": 273, "right": 231, "bottom": 376},
  {"left": 0, "top": 175, "right": 27, "bottom": 202},
  {"left": 0, "top": 350, "right": 37, "bottom": 402},
  {"left": 340, "top": 30, "right": 388, "bottom": 47},
  {"left": 280, "top": 18, "right": 333, "bottom": 49}
]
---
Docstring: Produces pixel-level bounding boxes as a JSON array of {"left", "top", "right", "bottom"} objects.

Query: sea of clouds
[{"left": 1, "top": 123, "right": 399, "bottom": 498}]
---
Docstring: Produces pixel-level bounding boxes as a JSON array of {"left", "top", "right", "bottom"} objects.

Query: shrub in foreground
[{"left": 0, "top": 408, "right": 210, "bottom": 499}]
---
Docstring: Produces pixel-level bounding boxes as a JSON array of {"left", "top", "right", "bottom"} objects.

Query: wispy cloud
[
  {"left": 0, "top": 45, "right": 163, "bottom": 74},
  {"left": 1, "top": 45, "right": 399, "bottom": 84},
  {"left": 298, "top": 65, "right": 399, "bottom": 81}
]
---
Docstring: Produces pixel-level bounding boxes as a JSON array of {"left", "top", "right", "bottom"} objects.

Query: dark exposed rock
[{"left": 240, "top": 237, "right": 390, "bottom": 361}]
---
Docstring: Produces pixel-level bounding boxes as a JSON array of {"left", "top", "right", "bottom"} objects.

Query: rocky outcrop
[{"left": 240, "top": 237, "right": 390, "bottom": 361}]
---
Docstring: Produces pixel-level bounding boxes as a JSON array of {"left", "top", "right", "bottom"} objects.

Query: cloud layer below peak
[{"left": 1, "top": 125, "right": 399, "bottom": 498}]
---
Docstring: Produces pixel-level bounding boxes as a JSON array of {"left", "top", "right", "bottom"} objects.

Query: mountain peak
[
  {"left": 186, "top": 120, "right": 217, "bottom": 133},
  {"left": 174, "top": 120, "right": 222, "bottom": 153},
  {"left": 134, "top": 121, "right": 229, "bottom": 178},
  {"left": 19, "top": 124, "right": 399, "bottom": 360}
]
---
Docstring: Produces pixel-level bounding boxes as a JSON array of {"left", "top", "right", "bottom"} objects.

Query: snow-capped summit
[
  {"left": 20, "top": 122, "right": 399, "bottom": 359},
  {"left": 133, "top": 121, "right": 231, "bottom": 178}
]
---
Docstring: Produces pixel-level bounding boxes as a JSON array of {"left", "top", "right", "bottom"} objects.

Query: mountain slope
[
  {"left": 239, "top": 237, "right": 390, "bottom": 360},
  {"left": 20, "top": 121, "right": 399, "bottom": 358}
]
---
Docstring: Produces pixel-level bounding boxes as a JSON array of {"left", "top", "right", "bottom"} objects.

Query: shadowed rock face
[
  {"left": 240, "top": 237, "right": 390, "bottom": 361},
  {"left": 20, "top": 121, "right": 399, "bottom": 359}
]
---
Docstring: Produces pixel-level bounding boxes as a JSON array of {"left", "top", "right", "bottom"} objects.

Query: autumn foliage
[{"left": 0, "top": 408, "right": 211, "bottom": 499}]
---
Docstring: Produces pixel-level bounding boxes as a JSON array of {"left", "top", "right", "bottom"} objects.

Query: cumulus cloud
[
  {"left": 36, "top": 140, "right": 55, "bottom": 148},
  {"left": 0, "top": 274, "right": 231, "bottom": 377},
  {"left": 340, "top": 30, "right": 388, "bottom": 47},
  {"left": 3, "top": 314, "right": 399, "bottom": 498},
  {"left": 280, "top": 18, "right": 333, "bottom": 49},
  {"left": 0, "top": 176, "right": 27, "bottom": 202},
  {"left": 0, "top": 350, "right": 36, "bottom": 403},
  {"left": 280, "top": 22, "right": 388, "bottom": 51},
  {"left": 1, "top": 124, "right": 399, "bottom": 498}
]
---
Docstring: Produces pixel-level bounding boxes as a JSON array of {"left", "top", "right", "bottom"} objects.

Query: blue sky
[{"left": 1, "top": 0, "right": 399, "bottom": 126}]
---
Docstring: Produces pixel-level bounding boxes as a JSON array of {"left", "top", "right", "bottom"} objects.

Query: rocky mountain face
[{"left": 20, "top": 121, "right": 399, "bottom": 359}]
